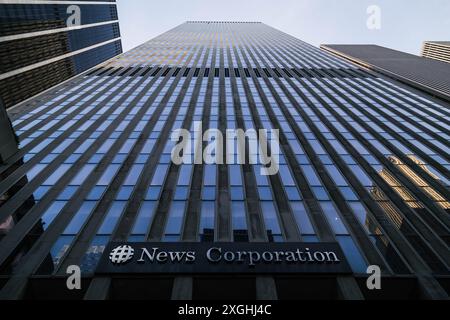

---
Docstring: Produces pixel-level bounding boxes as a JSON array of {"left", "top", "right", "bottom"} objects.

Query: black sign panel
[{"left": 96, "top": 242, "right": 352, "bottom": 275}]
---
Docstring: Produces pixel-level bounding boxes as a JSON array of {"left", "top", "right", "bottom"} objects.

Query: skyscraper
[
  {"left": 422, "top": 41, "right": 450, "bottom": 64},
  {"left": 0, "top": 0, "right": 122, "bottom": 109},
  {"left": 0, "top": 22, "right": 449, "bottom": 300},
  {"left": 321, "top": 44, "right": 450, "bottom": 100}
]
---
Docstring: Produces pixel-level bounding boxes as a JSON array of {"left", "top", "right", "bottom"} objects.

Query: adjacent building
[
  {"left": 0, "top": 22, "right": 449, "bottom": 300},
  {"left": 0, "top": 0, "right": 123, "bottom": 110},
  {"left": 0, "top": 99, "right": 18, "bottom": 164},
  {"left": 321, "top": 44, "right": 450, "bottom": 101},
  {"left": 421, "top": 41, "right": 450, "bottom": 64}
]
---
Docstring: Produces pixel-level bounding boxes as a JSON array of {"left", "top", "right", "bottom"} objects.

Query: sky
[{"left": 116, "top": 0, "right": 450, "bottom": 55}]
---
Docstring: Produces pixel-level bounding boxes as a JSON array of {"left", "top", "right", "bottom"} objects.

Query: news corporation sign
[{"left": 96, "top": 243, "right": 352, "bottom": 274}]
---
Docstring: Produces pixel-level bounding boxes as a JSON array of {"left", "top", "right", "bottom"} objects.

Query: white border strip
[
  {"left": 0, "top": 20, "right": 119, "bottom": 42},
  {"left": 0, "top": 37, "right": 121, "bottom": 81},
  {"left": 0, "top": 1, "right": 115, "bottom": 4}
]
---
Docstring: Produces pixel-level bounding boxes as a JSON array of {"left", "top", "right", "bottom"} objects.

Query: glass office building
[
  {"left": 0, "top": 0, "right": 122, "bottom": 109},
  {"left": 0, "top": 22, "right": 449, "bottom": 300},
  {"left": 422, "top": 41, "right": 450, "bottom": 64},
  {"left": 321, "top": 44, "right": 450, "bottom": 100}
]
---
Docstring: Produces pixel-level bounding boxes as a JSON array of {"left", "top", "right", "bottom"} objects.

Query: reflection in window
[
  {"left": 69, "top": 164, "right": 95, "bottom": 186},
  {"left": 27, "top": 163, "right": 47, "bottom": 181},
  {"left": 336, "top": 235, "right": 367, "bottom": 274},
  {"left": 163, "top": 201, "right": 186, "bottom": 241},
  {"left": 257, "top": 186, "right": 272, "bottom": 200},
  {"left": 80, "top": 235, "right": 109, "bottom": 273},
  {"left": 42, "top": 164, "right": 71, "bottom": 185},
  {"left": 56, "top": 186, "right": 78, "bottom": 200},
  {"left": 230, "top": 186, "right": 244, "bottom": 200},
  {"left": 51, "top": 235, "right": 74, "bottom": 267},
  {"left": 302, "top": 165, "right": 322, "bottom": 186},
  {"left": 174, "top": 186, "right": 189, "bottom": 200},
  {"left": 130, "top": 201, "right": 157, "bottom": 236},
  {"left": 97, "top": 164, "right": 120, "bottom": 185},
  {"left": 290, "top": 201, "right": 315, "bottom": 235},
  {"left": 41, "top": 201, "right": 67, "bottom": 230},
  {"left": 33, "top": 186, "right": 51, "bottom": 200},
  {"left": 202, "top": 186, "right": 216, "bottom": 200},
  {"left": 63, "top": 201, "right": 97, "bottom": 234},
  {"left": 97, "top": 201, "right": 126, "bottom": 234},
  {"left": 260, "top": 201, "right": 283, "bottom": 241},
  {"left": 312, "top": 186, "right": 330, "bottom": 201},
  {"left": 199, "top": 201, "right": 215, "bottom": 242},
  {"left": 124, "top": 164, "right": 144, "bottom": 185},
  {"left": 319, "top": 201, "right": 349, "bottom": 235},
  {"left": 86, "top": 186, "right": 106, "bottom": 200},
  {"left": 116, "top": 186, "right": 134, "bottom": 200},
  {"left": 231, "top": 201, "right": 247, "bottom": 241}
]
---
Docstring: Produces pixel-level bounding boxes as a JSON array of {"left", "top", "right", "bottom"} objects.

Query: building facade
[
  {"left": 0, "top": 0, "right": 122, "bottom": 110},
  {"left": 0, "top": 22, "right": 449, "bottom": 300},
  {"left": 321, "top": 44, "right": 450, "bottom": 101},
  {"left": 0, "top": 98, "right": 19, "bottom": 164},
  {"left": 422, "top": 41, "right": 450, "bottom": 64}
]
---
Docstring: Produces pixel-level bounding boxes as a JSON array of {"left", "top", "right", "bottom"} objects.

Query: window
[
  {"left": 174, "top": 186, "right": 189, "bottom": 200},
  {"left": 116, "top": 186, "right": 134, "bottom": 200},
  {"left": 260, "top": 201, "right": 282, "bottom": 238},
  {"left": 41, "top": 201, "right": 67, "bottom": 230},
  {"left": 199, "top": 201, "right": 215, "bottom": 239},
  {"left": 57, "top": 186, "right": 78, "bottom": 200},
  {"left": 258, "top": 186, "right": 272, "bottom": 200},
  {"left": 339, "top": 187, "right": 359, "bottom": 201},
  {"left": 86, "top": 186, "right": 106, "bottom": 200},
  {"left": 336, "top": 236, "right": 367, "bottom": 274},
  {"left": 320, "top": 202, "right": 349, "bottom": 235},
  {"left": 97, "top": 201, "right": 126, "bottom": 234},
  {"left": 290, "top": 201, "right": 315, "bottom": 235},
  {"left": 231, "top": 201, "right": 247, "bottom": 231},
  {"left": 325, "top": 165, "right": 348, "bottom": 186},
  {"left": 202, "top": 186, "right": 216, "bottom": 200},
  {"left": 131, "top": 201, "right": 157, "bottom": 235},
  {"left": 312, "top": 186, "right": 329, "bottom": 200},
  {"left": 230, "top": 186, "right": 244, "bottom": 200},
  {"left": 151, "top": 164, "right": 169, "bottom": 185},
  {"left": 124, "top": 164, "right": 144, "bottom": 185},
  {"left": 70, "top": 164, "right": 96, "bottom": 186},
  {"left": 164, "top": 201, "right": 186, "bottom": 237},
  {"left": 302, "top": 165, "right": 322, "bottom": 186},
  {"left": 63, "top": 201, "right": 97, "bottom": 234},
  {"left": 43, "top": 164, "right": 71, "bottom": 185},
  {"left": 285, "top": 187, "right": 302, "bottom": 200}
]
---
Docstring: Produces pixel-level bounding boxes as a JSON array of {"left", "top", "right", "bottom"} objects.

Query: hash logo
[{"left": 109, "top": 245, "right": 134, "bottom": 264}]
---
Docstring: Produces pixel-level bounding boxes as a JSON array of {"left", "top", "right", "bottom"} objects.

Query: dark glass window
[
  {"left": 164, "top": 201, "right": 186, "bottom": 237},
  {"left": 63, "top": 201, "right": 97, "bottom": 234},
  {"left": 320, "top": 202, "right": 348, "bottom": 235},
  {"left": 131, "top": 201, "right": 157, "bottom": 235},
  {"left": 336, "top": 236, "right": 368, "bottom": 274},
  {"left": 97, "top": 201, "right": 126, "bottom": 234}
]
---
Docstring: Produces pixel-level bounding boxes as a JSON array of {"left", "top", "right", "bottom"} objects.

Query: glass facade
[
  {"left": 0, "top": 21, "right": 449, "bottom": 299},
  {"left": 0, "top": 0, "right": 122, "bottom": 109}
]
